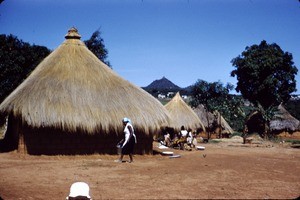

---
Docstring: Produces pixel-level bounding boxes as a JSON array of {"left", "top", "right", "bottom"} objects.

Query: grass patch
[
  {"left": 284, "top": 139, "right": 300, "bottom": 144},
  {"left": 209, "top": 139, "right": 221, "bottom": 143}
]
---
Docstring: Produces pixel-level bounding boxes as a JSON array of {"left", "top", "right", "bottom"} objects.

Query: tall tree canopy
[
  {"left": 0, "top": 34, "right": 51, "bottom": 102},
  {"left": 84, "top": 29, "right": 111, "bottom": 67},
  {"left": 190, "top": 80, "right": 245, "bottom": 131},
  {"left": 231, "top": 40, "right": 298, "bottom": 110}
]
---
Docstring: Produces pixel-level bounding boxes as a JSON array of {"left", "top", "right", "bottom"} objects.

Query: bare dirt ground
[{"left": 0, "top": 140, "right": 299, "bottom": 200}]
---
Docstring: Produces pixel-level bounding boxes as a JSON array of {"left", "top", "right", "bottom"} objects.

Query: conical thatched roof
[
  {"left": 0, "top": 27, "right": 170, "bottom": 134},
  {"left": 193, "top": 104, "right": 234, "bottom": 134},
  {"left": 193, "top": 104, "right": 215, "bottom": 129},
  {"left": 213, "top": 110, "right": 234, "bottom": 134},
  {"left": 270, "top": 104, "right": 300, "bottom": 132},
  {"left": 164, "top": 92, "right": 205, "bottom": 131}
]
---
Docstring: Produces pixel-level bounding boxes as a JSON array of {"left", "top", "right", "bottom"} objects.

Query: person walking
[{"left": 116, "top": 117, "right": 137, "bottom": 163}]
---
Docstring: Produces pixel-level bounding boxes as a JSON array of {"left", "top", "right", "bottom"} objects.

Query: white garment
[
  {"left": 187, "top": 131, "right": 193, "bottom": 144},
  {"left": 122, "top": 123, "right": 137, "bottom": 148},
  {"left": 180, "top": 130, "right": 188, "bottom": 137}
]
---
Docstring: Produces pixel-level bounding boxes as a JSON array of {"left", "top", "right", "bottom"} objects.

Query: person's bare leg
[
  {"left": 129, "top": 154, "right": 133, "bottom": 163},
  {"left": 114, "top": 154, "right": 123, "bottom": 162}
]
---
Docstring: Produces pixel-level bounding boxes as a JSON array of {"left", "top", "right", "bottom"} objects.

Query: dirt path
[{"left": 0, "top": 142, "right": 299, "bottom": 199}]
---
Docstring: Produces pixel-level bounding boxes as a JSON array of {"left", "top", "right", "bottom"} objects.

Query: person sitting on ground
[
  {"left": 186, "top": 128, "right": 194, "bottom": 147},
  {"left": 163, "top": 132, "right": 172, "bottom": 147},
  {"left": 192, "top": 130, "right": 198, "bottom": 147},
  {"left": 171, "top": 131, "right": 180, "bottom": 148},
  {"left": 177, "top": 125, "right": 188, "bottom": 150}
]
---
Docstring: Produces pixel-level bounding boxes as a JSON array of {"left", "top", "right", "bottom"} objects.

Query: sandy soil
[{"left": 0, "top": 141, "right": 299, "bottom": 200}]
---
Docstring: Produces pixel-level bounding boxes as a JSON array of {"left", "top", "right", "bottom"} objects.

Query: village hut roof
[
  {"left": 269, "top": 104, "right": 300, "bottom": 132},
  {"left": 164, "top": 92, "right": 205, "bottom": 131},
  {"left": 193, "top": 104, "right": 234, "bottom": 134},
  {"left": 0, "top": 27, "right": 170, "bottom": 134},
  {"left": 193, "top": 104, "right": 215, "bottom": 128},
  {"left": 213, "top": 110, "right": 234, "bottom": 134},
  {"left": 245, "top": 110, "right": 266, "bottom": 136}
]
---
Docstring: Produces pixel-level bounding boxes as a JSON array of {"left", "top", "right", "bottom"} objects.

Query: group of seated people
[{"left": 161, "top": 125, "right": 198, "bottom": 150}]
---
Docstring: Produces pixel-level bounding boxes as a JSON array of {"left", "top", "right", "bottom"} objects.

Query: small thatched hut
[
  {"left": 245, "top": 111, "right": 267, "bottom": 138},
  {"left": 193, "top": 104, "right": 215, "bottom": 130},
  {"left": 270, "top": 104, "right": 300, "bottom": 133},
  {"left": 164, "top": 92, "right": 205, "bottom": 135},
  {"left": 0, "top": 27, "right": 170, "bottom": 155},
  {"left": 213, "top": 110, "right": 234, "bottom": 137},
  {"left": 193, "top": 104, "right": 234, "bottom": 138}
]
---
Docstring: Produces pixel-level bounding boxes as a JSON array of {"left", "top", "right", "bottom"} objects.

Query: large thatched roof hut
[
  {"left": 164, "top": 92, "right": 205, "bottom": 133},
  {"left": 0, "top": 27, "right": 170, "bottom": 155},
  {"left": 270, "top": 104, "right": 300, "bottom": 133}
]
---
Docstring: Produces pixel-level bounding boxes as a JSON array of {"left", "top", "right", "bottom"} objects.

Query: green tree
[
  {"left": 0, "top": 34, "right": 51, "bottom": 102},
  {"left": 84, "top": 29, "right": 111, "bottom": 68},
  {"left": 286, "top": 98, "right": 300, "bottom": 121},
  {"left": 190, "top": 80, "right": 245, "bottom": 131},
  {"left": 231, "top": 40, "right": 298, "bottom": 110},
  {"left": 231, "top": 40, "right": 298, "bottom": 137}
]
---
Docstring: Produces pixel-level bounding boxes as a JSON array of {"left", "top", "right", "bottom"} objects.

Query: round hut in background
[
  {"left": 193, "top": 104, "right": 215, "bottom": 131},
  {"left": 270, "top": 103, "right": 300, "bottom": 134},
  {"left": 193, "top": 104, "right": 234, "bottom": 139},
  {"left": 164, "top": 92, "right": 205, "bottom": 138},
  {"left": 0, "top": 27, "right": 170, "bottom": 155},
  {"left": 245, "top": 111, "right": 266, "bottom": 138}
]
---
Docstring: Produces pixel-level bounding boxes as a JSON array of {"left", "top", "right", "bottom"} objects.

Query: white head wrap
[
  {"left": 122, "top": 117, "right": 131, "bottom": 124},
  {"left": 68, "top": 182, "right": 91, "bottom": 198}
]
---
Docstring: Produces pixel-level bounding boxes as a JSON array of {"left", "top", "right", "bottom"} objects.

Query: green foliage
[
  {"left": 285, "top": 98, "right": 300, "bottom": 120},
  {"left": 209, "top": 139, "right": 221, "bottom": 143},
  {"left": 190, "top": 79, "right": 245, "bottom": 131},
  {"left": 84, "top": 29, "right": 111, "bottom": 68},
  {"left": 0, "top": 34, "right": 51, "bottom": 102},
  {"left": 190, "top": 80, "right": 233, "bottom": 109},
  {"left": 157, "top": 98, "right": 170, "bottom": 106},
  {"left": 291, "top": 140, "right": 300, "bottom": 145},
  {"left": 231, "top": 40, "right": 298, "bottom": 110},
  {"left": 0, "top": 30, "right": 112, "bottom": 103},
  {"left": 282, "top": 139, "right": 300, "bottom": 144}
]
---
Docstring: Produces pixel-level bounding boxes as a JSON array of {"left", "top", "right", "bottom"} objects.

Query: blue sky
[{"left": 1, "top": 0, "right": 299, "bottom": 93}]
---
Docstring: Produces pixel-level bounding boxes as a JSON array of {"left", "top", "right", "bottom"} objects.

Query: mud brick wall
[{"left": 21, "top": 126, "right": 154, "bottom": 155}]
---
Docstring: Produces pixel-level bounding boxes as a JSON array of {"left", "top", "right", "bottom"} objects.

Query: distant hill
[
  {"left": 144, "top": 76, "right": 181, "bottom": 90},
  {"left": 183, "top": 85, "right": 193, "bottom": 93},
  {"left": 142, "top": 76, "right": 192, "bottom": 96}
]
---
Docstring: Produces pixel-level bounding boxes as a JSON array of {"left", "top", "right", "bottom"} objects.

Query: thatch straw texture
[
  {"left": 193, "top": 104, "right": 215, "bottom": 129},
  {"left": 0, "top": 28, "right": 170, "bottom": 135},
  {"left": 270, "top": 104, "right": 300, "bottom": 132},
  {"left": 213, "top": 110, "right": 234, "bottom": 134},
  {"left": 193, "top": 104, "right": 234, "bottom": 134},
  {"left": 164, "top": 92, "right": 205, "bottom": 131}
]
